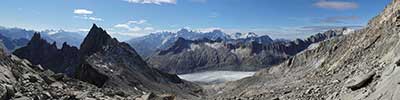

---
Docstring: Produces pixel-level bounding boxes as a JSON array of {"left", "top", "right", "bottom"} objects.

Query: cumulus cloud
[
  {"left": 73, "top": 9, "right": 93, "bottom": 15},
  {"left": 124, "top": 0, "right": 176, "bottom": 5},
  {"left": 73, "top": 9, "right": 103, "bottom": 21},
  {"left": 314, "top": 0, "right": 359, "bottom": 10}
]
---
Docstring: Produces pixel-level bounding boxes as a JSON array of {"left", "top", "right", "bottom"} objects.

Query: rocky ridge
[
  {"left": 147, "top": 28, "right": 347, "bottom": 74},
  {"left": 13, "top": 24, "right": 203, "bottom": 99},
  {"left": 0, "top": 41, "right": 156, "bottom": 99},
  {"left": 13, "top": 33, "right": 79, "bottom": 77},
  {"left": 210, "top": 0, "right": 400, "bottom": 99}
]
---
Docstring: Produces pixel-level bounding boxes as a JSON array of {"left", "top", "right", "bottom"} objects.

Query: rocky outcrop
[
  {"left": 0, "top": 43, "right": 153, "bottom": 99},
  {"left": 13, "top": 33, "right": 79, "bottom": 76},
  {"left": 147, "top": 29, "right": 345, "bottom": 74},
  {"left": 211, "top": 0, "right": 400, "bottom": 99},
  {"left": 76, "top": 24, "right": 202, "bottom": 99}
]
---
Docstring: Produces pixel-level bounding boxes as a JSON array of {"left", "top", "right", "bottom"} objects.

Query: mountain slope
[
  {"left": 76, "top": 24, "right": 202, "bottom": 99},
  {"left": 0, "top": 33, "right": 29, "bottom": 52},
  {"left": 148, "top": 29, "right": 346, "bottom": 74},
  {"left": 0, "top": 40, "right": 184, "bottom": 99},
  {"left": 212, "top": 0, "right": 400, "bottom": 99}
]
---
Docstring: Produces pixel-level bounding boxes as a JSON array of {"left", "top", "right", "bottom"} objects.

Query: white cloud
[
  {"left": 73, "top": 9, "right": 93, "bottom": 15},
  {"left": 314, "top": 0, "right": 358, "bottom": 10},
  {"left": 87, "top": 17, "right": 103, "bottom": 21},
  {"left": 129, "top": 26, "right": 142, "bottom": 32},
  {"left": 114, "top": 24, "right": 142, "bottom": 32},
  {"left": 127, "top": 20, "right": 147, "bottom": 24},
  {"left": 114, "top": 19, "right": 149, "bottom": 32},
  {"left": 74, "top": 15, "right": 103, "bottom": 21},
  {"left": 144, "top": 27, "right": 154, "bottom": 31},
  {"left": 124, "top": 0, "right": 176, "bottom": 5},
  {"left": 73, "top": 9, "right": 103, "bottom": 21},
  {"left": 114, "top": 24, "right": 131, "bottom": 29}
]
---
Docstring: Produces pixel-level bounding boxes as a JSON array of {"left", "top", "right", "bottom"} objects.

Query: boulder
[{"left": 345, "top": 72, "right": 376, "bottom": 90}]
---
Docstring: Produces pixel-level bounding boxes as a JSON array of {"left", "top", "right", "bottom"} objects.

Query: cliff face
[
  {"left": 13, "top": 33, "right": 79, "bottom": 76},
  {"left": 212, "top": 0, "right": 400, "bottom": 99},
  {"left": 147, "top": 29, "right": 345, "bottom": 74},
  {"left": 76, "top": 24, "right": 202, "bottom": 99}
]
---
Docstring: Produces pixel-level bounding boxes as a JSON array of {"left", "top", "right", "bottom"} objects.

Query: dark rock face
[
  {"left": 13, "top": 33, "right": 79, "bottom": 76},
  {"left": 76, "top": 24, "right": 202, "bottom": 99},
  {"left": 148, "top": 29, "right": 345, "bottom": 74}
]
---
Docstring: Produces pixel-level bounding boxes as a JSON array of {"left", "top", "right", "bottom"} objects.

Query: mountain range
[
  {"left": 0, "top": 27, "right": 84, "bottom": 52},
  {"left": 147, "top": 28, "right": 348, "bottom": 74},
  {"left": 127, "top": 28, "right": 273, "bottom": 58},
  {"left": 12, "top": 24, "right": 202, "bottom": 99}
]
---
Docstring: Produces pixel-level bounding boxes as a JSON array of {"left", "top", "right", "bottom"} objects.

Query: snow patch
[
  {"left": 188, "top": 44, "right": 201, "bottom": 51},
  {"left": 343, "top": 28, "right": 355, "bottom": 35},
  {"left": 205, "top": 43, "right": 223, "bottom": 49},
  {"left": 307, "top": 42, "right": 320, "bottom": 50}
]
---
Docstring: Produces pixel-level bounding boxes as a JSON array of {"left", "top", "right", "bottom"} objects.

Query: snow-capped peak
[{"left": 230, "top": 32, "right": 258, "bottom": 39}]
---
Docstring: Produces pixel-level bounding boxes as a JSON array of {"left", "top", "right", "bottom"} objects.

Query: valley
[{"left": 0, "top": 0, "right": 396, "bottom": 100}]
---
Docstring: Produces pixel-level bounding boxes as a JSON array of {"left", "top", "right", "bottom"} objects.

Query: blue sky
[{"left": 0, "top": 0, "right": 391, "bottom": 39}]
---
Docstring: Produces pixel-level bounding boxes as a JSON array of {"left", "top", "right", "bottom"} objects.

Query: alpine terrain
[{"left": 209, "top": 0, "right": 400, "bottom": 99}]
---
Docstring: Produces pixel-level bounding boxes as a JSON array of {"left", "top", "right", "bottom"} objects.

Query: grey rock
[
  {"left": 75, "top": 91, "right": 89, "bottom": 99},
  {"left": 345, "top": 72, "right": 375, "bottom": 90}
]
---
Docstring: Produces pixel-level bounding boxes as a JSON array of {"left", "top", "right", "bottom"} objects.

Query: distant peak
[
  {"left": 177, "top": 28, "right": 190, "bottom": 33},
  {"left": 212, "top": 29, "right": 223, "bottom": 33},
  {"left": 31, "top": 32, "right": 41, "bottom": 41}
]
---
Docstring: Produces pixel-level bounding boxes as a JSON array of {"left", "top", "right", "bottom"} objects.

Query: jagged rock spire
[{"left": 79, "top": 24, "right": 113, "bottom": 57}]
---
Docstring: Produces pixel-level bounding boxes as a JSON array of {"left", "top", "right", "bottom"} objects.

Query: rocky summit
[
  {"left": 76, "top": 24, "right": 202, "bottom": 99},
  {"left": 147, "top": 28, "right": 346, "bottom": 74},
  {"left": 13, "top": 33, "right": 79, "bottom": 77},
  {"left": 209, "top": 0, "right": 400, "bottom": 99},
  {"left": 0, "top": 40, "right": 140, "bottom": 99}
]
